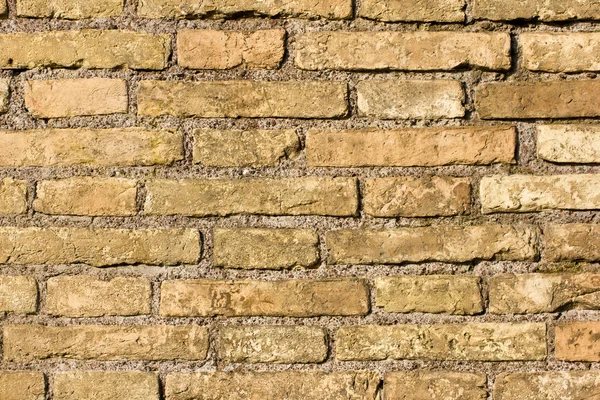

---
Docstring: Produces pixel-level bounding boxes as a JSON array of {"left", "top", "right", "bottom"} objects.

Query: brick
[
  {"left": 384, "top": 371, "right": 487, "bottom": 400},
  {"left": 34, "top": 177, "right": 137, "bottom": 216},
  {"left": 306, "top": 126, "right": 516, "bottom": 167},
  {"left": 336, "top": 323, "right": 546, "bottom": 361},
  {"left": 165, "top": 371, "right": 379, "bottom": 400},
  {"left": 144, "top": 178, "right": 358, "bottom": 217},
  {"left": 0, "top": 128, "right": 182, "bottom": 166},
  {"left": 46, "top": 276, "right": 151, "bottom": 317},
  {"left": 494, "top": 371, "right": 600, "bottom": 400},
  {"left": 217, "top": 325, "right": 327, "bottom": 363},
  {"left": 193, "top": 129, "right": 299, "bottom": 167},
  {"left": 364, "top": 176, "right": 471, "bottom": 217},
  {"left": 0, "top": 276, "right": 37, "bottom": 314},
  {"left": 137, "top": 80, "right": 347, "bottom": 118},
  {"left": 160, "top": 279, "right": 369, "bottom": 317},
  {"left": 359, "top": 0, "right": 463, "bottom": 22},
  {"left": 0, "top": 178, "right": 27, "bottom": 214},
  {"left": 25, "top": 78, "right": 128, "bottom": 118},
  {"left": 138, "top": 0, "right": 352, "bottom": 19},
  {"left": 4, "top": 325, "right": 208, "bottom": 361},
  {"left": 327, "top": 225, "right": 537, "bottom": 265},
  {"left": 296, "top": 32, "right": 510, "bottom": 71},
  {"left": 537, "top": 124, "right": 600, "bottom": 163},
  {"left": 489, "top": 274, "right": 600, "bottom": 314},
  {"left": 0, "top": 1, "right": 6, "bottom": 15},
  {"left": 555, "top": 322, "right": 600, "bottom": 362},
  {"left": 54, "top": 371, "right": 159, "bottom": 400},
  {"left": 213, "top": 228, "right": 319, "bottom": 269},
  {"left": 0, "top": 31, "right": 169, "bottom": 70},
  {"left": 473, "top": 0, "right": 600, "bottom": 21},
  {"left": 0, "top": 227, "right": 199, "bottom": 266},
  {"left": 375, "top": 275, "right": 483, "bottom": 315},
  {"left": 0, "top": 371, "right": 45, "bottom": 400},
  {"left": 476, "top": 81, "right": 600, "bottom": 119},
  {"left": 17, "top": 0, "right": 122, "bottom": 18},
  {"left": 178, "top": 29, "right": 284, "bottom": 69},
  {"left": 0, "top": 79, "right": 9, "bottom": 113},
  {"left": 357, "top": 80, "right": 464, "bottom": 119},
  {"left": 522, "top": 33, "right": 600, "bottom": 73},
  {"left": 545, "top": 224, "right": 600, "bottom": 262}
]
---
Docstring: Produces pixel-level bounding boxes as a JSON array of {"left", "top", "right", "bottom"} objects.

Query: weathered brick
[
  {"left": 545, "top": 224, "right": 600, "bottom": 262},
  {"left": 4, "top": 325, "right": 208, "bottom": 361},
  {"left": 364, "top": 177, "right": 471, "bottom": 217},
  {"left": 494, "top": 371, "right": 600, "bottom": 400},
  {"left": 17, "top": 0, "right": 122, "bottom": 18},
  {"left": 34, "top": 177, "right": 137, "bottom": 216},
  {"left": 0, "top": 79, "right": 9, "bottom": 113},
  {"left": 0, "top": 31, "right": 169, "bottom": 70},
  {"left": 46, "top": 276, "right": 151, "bottom": 317},
  {"left": 0, "top": 371, "right": 45, "bottom": 400},
  {"left": 0, "top": 128, "right": 182, "bottom": 166},
  {"left": 359, "top": 0, "right": 463, "bottom": 22},
  {"left": 193, "top": 129, "right": 299, "bottom": 167},
  {"left": 336, "top": 323, "right": 546, "bottom": 361},
  {"left": 357, "top": 80, "right": 464, "bottom": 119},
  {"left": 306, "top": 126, "right": 516, "bottom": 167},
  {"left": 137, "top": 80, "right": 347, "bottom": 118},
  {"left": 25, "top": 78, "right": 128, "bottom": 118},
  {"left": 0, "top": 178, "right": 27, "bottom": 214},
  {"left": 160, "top": 279, "right": 369, "bottom": 317},
  {"left": 138, "top": 0, "right": 352, "bottom": 19},
  {"left": 384, "top": 371, "right": 487, "bottom": 400},
  {"left": 0, "top": 1, "right": 6, "bottom": 16},
  {"left": 537, "top": 124, "right": 600, "bottom": 163},
  {"left": 0, "top": 276, "right": 37, "bottom": 314},
  {"left": 555, "top": 322, "right": 600, "bottom": 362},
  {"left": 217, "top": 325, "right": 327, "bottom": 363},
  {"left": 213, "top": 228, "right": 319, "bottom": 269},
  {"left": 144, "top": 178, "right": 357, "bottom": 217},
  {"left": 327, "top": 225, "right": 537, "bottom": 265},
  {"left": 165, "top": 371, "right": 379, "bottom": 400},
  {"left": 376, "top": 275, "right": 483, "bottom": 315},
  {"left": 476, "top": 81, "right": 600, "bottom": 119},
  {"left": 473, "top": 0, "right": 600, "bottom": 21},
  {"left": 296, "top": 32, "right": 510, "bottom": 71},
  {"left": 0, "top": 227, "right": 200, "bottom": 266},
  {"left": 522, "top": 33, "right": 600, "bottom": 72},
  {"left": 54, "top": 371, "right": 159, "bottom": 400},
  {"left": 178, "top": 30, "right": 284, "bottom": 69}
]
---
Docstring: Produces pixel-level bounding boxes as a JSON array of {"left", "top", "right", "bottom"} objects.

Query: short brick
[
  {"left": 0, "top": 1, "right": 6, "bottom": 15},
  {"left": 306, "top": 126, "right": 516, "bottom": 167},
  {"left": 336, "top": 323, "right": 547, "bottom": 361},
  {"left": 137, "top": 80, "right": 347, "bottom": 118},
  {"left": 217, "top": 325, "right": 327, "bottom": 363},
  {"left": 494, "top": 371, "right": 600, "bottom": 400},
  {"left": 144, "top": 178, "right": 358, "bottom": 217},
  {"left": 555, "top": 322, "right": 600, "bottom": 362},
  {"left": 537, "top": 124, "right": 600, "bottom": 163},
  {"left": 545, "top": 224, "right": 600, "bottom": 262},
  {"left": 473, "top": 0, "right": 600, "bottom": 21},
  {"left": 25, "top": 78, "right": 128, "bottom": 118},
  {"left": 359, "top": 0, "right": 463, "bottom": 22},
  {"left": 0, "top": 276, "right": 37, "bottom": 314},
  {"left": 0, "top": 128, "right": 182, "bottom": 166},
  {"left": 376, "top": 275, "right": 483, "bottom": 315},
  {"left": 522, "top": 33, "right": 600, "bottom": 72},
  {"left": 165, "top": 371, "right": 379, "bottom": 400},
  {"left": 193, "top": 129, "right": 299, "bottom": 167},
  {"left": 46, "top": 276, "right": 151, "bottom": 317},
  {"left": 54, "top": 371, "right": 159, "bottom": 400},
  {"left": 364, "top": 176, "right": 471, "bottom": 217},
  {"left": 4, "top": 325, "right": 209, "bottom": 361},
  {"left": 357, "top": 80, "right": 464, "bottom": 119},
  {"left": 34, "top": 177, "right": 137, "bottom": 216},
  {"left": 160, "top": 279, "right": 369, "bottom": 317},
  {"left": 296, "top": 32, "right": 510, "bottom": 71},
  {"left": 17, "top": 0, "right": 122, "bottom": 18},
  {"left": 0, "top": 371, "right": 45, "bottom": 400},
  {"left": 0, "top": 79, "right": 9, "bottom": 113},
  {"left": 213, "top": 228, "right": 319, "bottom": 269},
  {"left": 178, "top": 29, "right": 284, "bottom": 69},
  {"left": 327, "top": 225, "right": 537, "bottom": 265},
  {"left": 0, "top": 227, "right": 200, "bottom": 266},
  {"left": 0, "top": 178, "right": 27, "bottom": 214},
  {"left": 384, "top": 371, "right": 487, "bottom": 400}
]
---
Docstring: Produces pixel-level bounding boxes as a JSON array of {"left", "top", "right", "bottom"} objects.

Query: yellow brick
[
  {"left": 0, "top": 371, "right": 45, "bottom": 400},
  {"left": 0, "top": 79, "right": 9, "bottom": 113},
  {"left": 537, "top": 124, "right": 600, "bottom": 163},
  {"left": 54, "top": 371, "right": 159, "bottom": 400},
  {"left": 0, "top": 178, "right": 27, "bottom": 214},
  {"left": 0, "top": 276, "right": 37, "bottom": 314},
  {"left": 17, "top": 0, "right": 122, "bottom": 18},
  {"left": 522, "top": 33, "right": 600, "bottom": 72},
  {"left": 545, "top": 224, "right": 600, "bottom": 262},
  {"left": 555, "top": 322, "right": 600, "bottom": 362},
  {"left": 384, "top": 371, "right": 487, "bottom": 400},
  {"left": 494, "top": 372, "right": 600, "bottom": 400},
  {"left": 473, "top": 0, "right": 600, "bottom": 21},
  {"left": 359, "top": 0, "right": 463, "bottom": 22}
]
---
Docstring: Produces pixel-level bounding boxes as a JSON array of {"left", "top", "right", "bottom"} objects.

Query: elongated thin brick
[
  {"left": 54, "top": 372, "right": 159, "bottom": 400},
  {"left": 523, "top": 33, "right": 600, "bottom": 72},
  {"left": 555, "top": 322, "right": 600, "bottom": 361},
  {"left": 0, "top": 227, "right": 200, "bottom": 266},
  {"left": 0, "top": 1, "right": 6, "bottom": 16},
  {"left": 34, "top": 177, "right": 137, "bottom": 216},
  {"left": 217, "top": 325, "right": 327, "bottom": 363},
  {"left": 25, "top": 79, "right": 128, "bottom": 118},
  {"left": 473, "top": 0, "right": 600, "bottom": 21},
  {"left": 376, "top": 275, "right": 483, "bottom": 315},
  {"left": 545, "top": 224, "right": 600, "bottom": 262},
  {"left": 0, "top": 371, "right": 45, "bottom": 400},
  {"left": 0, "top": 276, "right": 37, "bottom": 314},
  {"left": 494, "top": 371, "right": 600, "bottom": 400},
  {"left": 0, "top": 178, "right": 27, "bottom": 214},
  {"left": 336, "top": 323, "right": 547, "bottom": 361},
  {"left": 327, "top": 225, "right": 538, "bottom": 265},
  {"left": 178, "top": 30, "right": 284, "bottom": 69},
  {"left": 17, "top": 0, "right": 122, "bottom": 18},
  {"left": 306, "top": 126, "right": 516, "bottom": 167},
  {"left": 144, "top": 178, "right": 358, "bottom": 217},
  {"left": 4, "top": 325, "right": 208, "bottom": 361},
  {"left": 296, "top": 32, "right": 510, "bottom": 71},
  {"left": 359, "top": 0, "right": 464, "bottom": 22},
  {"left": 384, "top": 371, "right": 487, "bottom": 400},
  {"left": 46, "top": 276, "right": 151, "bottom": 317},
  {"left": 213, "top": 228, "right": 319, "bottom": 269},
  {"left": 160, "top": 279, "right": 369, "bottom": 317},
  {"left": 537, "top": 125, "right": 600, "bottom": 163},
  {"left": 137, "top": 80, "right": 348, "bottom": 118}
]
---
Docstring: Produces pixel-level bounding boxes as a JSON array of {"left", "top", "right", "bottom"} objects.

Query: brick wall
[{"left": 0, "top": 0, "right": 599, "bottom": 399}]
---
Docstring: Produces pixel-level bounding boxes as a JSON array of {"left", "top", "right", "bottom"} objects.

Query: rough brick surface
[
  {"left": 359, "top": 0, "right": 464, "bottom": 22},
  {"left": 555, "top": 322, "right": 600, "bottom": 362},
  {"left": 54, "top": 371, "right": 159, "bottom": 400},
  {"left": 384, "top": 371, "right": 487, "bottom": 400},
  {"left": 494, "top": 371, "right": 600, "bottom": 400},
  {"left": 537, "top": 124, "right": 600, "bottom": 163},
  {"left": 0, "top": 276, "right": 37, "bottom": 314},
  {"left": 0, "top": 178, "right": 27, "bottom": 214},
  {"left": 473, "top": 0, "right": 600, "bottom": 21},
  {"left": 522, "top": 33, "right": 600, "bottom": 72},
  {"left": 0, "top": 371, "right": 45, "bottom": 400},
  {"left": 17, "top": 0, "right": 122, "bottom": 18},
  {"left": 0, "top": 79, "right": 9, "bottom": 113},
  {"left": 545, "top": 224, "right": 600, "bottom": 262}
]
